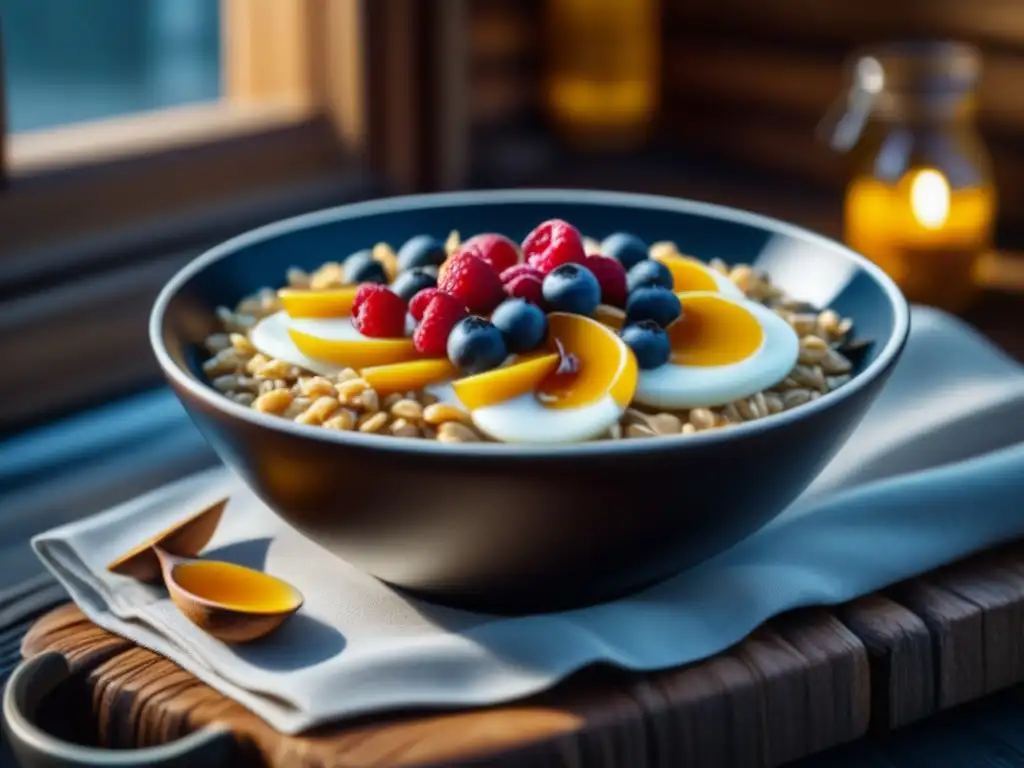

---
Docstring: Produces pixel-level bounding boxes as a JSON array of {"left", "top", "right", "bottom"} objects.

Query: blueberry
[
  {"left": 626, "top": 286, "right": 682, "bottom": 328},
  {"left": 542, "top": 263, "right": 601, "bottom": 316},
  {"left": 447, "top": 316, "right": 509, "bottom": 374},
  {"left": 344, "top": 250, "right": 388, "bottom": 284},
  {"left": 391, "top": 268, "right": 437, "bottom": 303},
  {"left": 621, "top": 321, "right": 671, "bottom": 370},
  {"left": 626, "top": 259, "right": 674, "bottom": 293},
  {"left": 601, "top": 232, "right": 649, "bottom": 271},
  {"left": 397, "top": 235, "right": 448, "bottom": 272},
  {"left": 491, "top": 299, "right": 548, "bottom": 354}
]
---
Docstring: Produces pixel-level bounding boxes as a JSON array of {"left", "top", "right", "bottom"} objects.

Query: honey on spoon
[{"left": 106, "top": 498, "right": 303, "bottom": 643}]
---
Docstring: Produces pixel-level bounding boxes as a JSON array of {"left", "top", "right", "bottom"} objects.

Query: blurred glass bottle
[
  {"left": 822, "top": 42, "right": 996, "bottom": 313},
  {"left": 543, "top": 0, "right": 659, "bottom": 151}
]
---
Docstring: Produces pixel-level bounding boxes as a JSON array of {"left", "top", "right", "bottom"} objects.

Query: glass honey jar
[{"left": 824, "top": 42, "right": 997, "bottom": 313}]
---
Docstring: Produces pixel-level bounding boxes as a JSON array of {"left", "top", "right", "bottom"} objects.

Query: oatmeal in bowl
[
  {"left": 202, "top": 219, "right": 867, "bottom": 445},
  {"left": 153, "top": 190, "right": 908, "bottom": 612}
]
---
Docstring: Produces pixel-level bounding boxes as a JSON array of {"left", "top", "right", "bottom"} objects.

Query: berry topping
[
  {"left": 523, "top": 219, "right": 587, "bottom": 274},
  {"left": 351, "top": 282, "right": 385, "bottom": 317},
  {"left": 503, "top": 272, "right": 545, "bottom": 306},
  {"left": 447, "top": 316, "right": 509, "bottom": 374},
  {"left": 499, "top": 264, "right": 544, "bottom": 284},
  {"left": 344, "top": 250, "right": 389, "bottom": 285},
  {"left": 601, "top": 232, "right": 649, "bottom": 271},
  {"left": 397, "top": 235, "right": 448, "bottom": 272},
  {"left": 625, "top": 286, "right": 683, "bottom": 328},
  {"left": 438, "top": 249, "right": 506, "bottom": 315},
  {"left": 391, "top": 267, "right": 438, "bottom": 303},
  {"left": 352, "top": 285, "right": 407, "bottom": 338},
  {"left": 542, "top": 263, "right": 601, "bottom": 316},
  {"left": 490, "top": 298, "right": 548, "bottom": 354},
  {"left": 626, "top": 259, "right": 674, "bottom": 293},
  {"left": 621, "top": 321, "right": 671, "bottom": 370},
  {"left": 584, "top": 254, "right": 628, "bottom": 307},
  {"left": 408, "top": 287, "right": 444, "bottom": 322},
  {"left": 463, "top": 233, "right": 520, "bottom": 274},
  {"left": 413, "top": 293, "right": 469, "bottom": 356}
]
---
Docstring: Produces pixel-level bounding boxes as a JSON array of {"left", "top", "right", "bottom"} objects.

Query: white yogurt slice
[{"left": 248, "top": 311, "right": 418, "bottom": 377}]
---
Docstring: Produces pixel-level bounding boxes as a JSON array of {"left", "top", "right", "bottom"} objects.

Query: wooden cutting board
[{"left": 21, "top": 539, "right": 1024, "bottom": 768}]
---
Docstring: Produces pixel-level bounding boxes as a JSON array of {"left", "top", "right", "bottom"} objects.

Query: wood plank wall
[{"left": 466, "top": 0, "right": 1024, "bottom": 229}]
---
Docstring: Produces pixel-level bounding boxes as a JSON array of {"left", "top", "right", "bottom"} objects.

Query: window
[
  {"left": 0, "top": 0, "right": 469, "bottom": 431},
  {"left": 3, "top": 0, "right": 221, "bottom": 133}
]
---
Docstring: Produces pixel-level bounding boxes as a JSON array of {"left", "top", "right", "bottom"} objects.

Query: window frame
[
  {"left": 0, "top": 0, "right": 470, "bottom": 262},
  {"left": 0, "top": 0, "right": 471, "bottom": 432}
]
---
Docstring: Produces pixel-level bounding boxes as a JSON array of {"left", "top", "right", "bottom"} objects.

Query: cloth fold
[{"left": 33, "top": 307, "right": 1024, "bottom": 734}]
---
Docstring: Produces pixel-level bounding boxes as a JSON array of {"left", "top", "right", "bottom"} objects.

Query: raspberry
[
  {"left": 462, "top": 233, "right": 520, "bottom": 274},
  {"left": 351, "top": 283, "right": 386, "bottom": 318},
  {"left": 504, "top": 273, "right": 544, "bottom": 306},
  {"left": 522, "top": 219, "right": 587, "bottom": 275},
  {"left": 499, "top": 264, "right": 543, "bottom": 285},
  {"left": 413, "top": 293, "right": 468, "bottom": 356},
  {"left": 409, "top": 287, "right": 443, "bottom": 322},
  {"left": 352, "top": 285, "right": 406, "bottom": 338},
  {"left": 438, "top": 250, "right": 505, "bottom": 315},
  {"left": 585, "top": 254, "right": 628, "bottom": 307}
]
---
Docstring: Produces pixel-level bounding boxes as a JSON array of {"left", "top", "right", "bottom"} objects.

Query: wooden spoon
[
  {"left": 106, "top": 498, "right": 228, "bottom": 583},
  {"left": 154, "top": 546, "right": 304, "bottom": 643}
]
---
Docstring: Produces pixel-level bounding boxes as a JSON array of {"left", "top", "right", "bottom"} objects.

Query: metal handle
[{"left": 3, "top": 652, "right": 237, "bottom": 768}]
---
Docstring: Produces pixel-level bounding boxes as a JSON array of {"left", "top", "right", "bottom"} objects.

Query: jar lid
[{"left": 850, "top": 41, "right": 981, "bottom": 96}]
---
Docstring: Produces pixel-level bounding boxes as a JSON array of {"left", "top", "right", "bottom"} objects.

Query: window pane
[{"left": 1, "top": 0, "right": 221, "bottom": 133}]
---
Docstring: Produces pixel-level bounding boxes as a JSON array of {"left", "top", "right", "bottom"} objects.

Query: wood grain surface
[{"left": 20, "top": 539, "right": 1024, "bottom": 768}]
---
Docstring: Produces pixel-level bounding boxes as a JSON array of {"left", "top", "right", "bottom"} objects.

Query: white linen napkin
[{"left": 32, "top": 307, "right": 1024, "bottom": 735}]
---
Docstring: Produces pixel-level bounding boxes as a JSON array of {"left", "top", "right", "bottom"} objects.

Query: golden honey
[{"left": 171, "top": 561, "right": 300, "bottom": 614}]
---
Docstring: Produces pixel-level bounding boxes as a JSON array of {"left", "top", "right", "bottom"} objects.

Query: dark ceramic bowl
[{"left": 151, "top": 189, "right": 910, "bottom": 614}]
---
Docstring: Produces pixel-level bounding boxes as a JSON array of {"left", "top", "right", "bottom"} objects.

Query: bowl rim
[{"left": 150, "top": 188, "right": 911, "bottom": 458}]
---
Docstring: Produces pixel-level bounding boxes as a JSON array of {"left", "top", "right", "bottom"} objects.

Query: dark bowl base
[{"left": 386, "top": 571, "right": 676, "bottom": 616}]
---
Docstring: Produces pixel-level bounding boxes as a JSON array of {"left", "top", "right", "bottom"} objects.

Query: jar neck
[{"left": 868, "top": 90, "right": 978, "bottom": 125}]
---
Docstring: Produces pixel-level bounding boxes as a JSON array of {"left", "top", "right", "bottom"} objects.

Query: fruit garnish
[
  {"left": 541, "top": 263, "right": 601, "bottom": 316},
  {"left": 499, "top": 264, "right": 545, "bottom": 306},
  {"left": 462, "top": 233, "right": 520, "bottom": 274},
  {"left": 409, "top": 287, "right": 444, "bottom": 321},
  {"left": 391, "top": 268, "right": 438, "bottom": 303},
  {"left": 621, "top": 320, "right": 671, "bottom": 370},
  {"left": 652, "top": 253, "right": 722, "bottom": 293},
  {"left": 600, "top": 232, "right": 649, "bottom": 271},
  {"left": 522, "top": 219, "right": 587, "bottom": 274},
  {"left": 626, "top": 259, "right": 673, "bottom": 293},
  {"left": 503, "top": 273, "right": 544, "bottom": 306},
  {"left": 351, "top": 285, "right": 407, "bottom": 338},
  {"left": 344, "top": 250, "right": 389, "bottom": 284},
  {"left": 278, "top": 287, "right": 359, "bottom": 318},
  {"left": 438, "top": 250, "right": 506, "bottom": 315},
  {"left": 537, "top": 312, "right": 637, "bottom": 410},
  {"left": 536, "top": 339, "right": 581, "bottom": 400},
  {"left": 446, "top": 316, "right": 508, "bottom": 374},
  {"left": 287, "top": 328, "right": 419, "bottom": 368},
  {"left": 361, "top": 358, "right": 459, "bottom": 395},
  {"left": 668, "top": 293, "right": 764, "bottom": 367},
  {"left": 584, "top": 254, "right": 628, "bottom": 307},
  {"left": 490, "top": 298, "right": 548, "bottom": 354},
  {"left": 452, "top": 353, "right": 560, "bottom": 410},
  {"left": 397, "top": 235, "right": 448, "bottom": 272},
  {"left": 414, "top": 293, "right": 469, "bottom": 356},
  {"left": 625, "top": 286, "right": 683, "bottom": 328}
]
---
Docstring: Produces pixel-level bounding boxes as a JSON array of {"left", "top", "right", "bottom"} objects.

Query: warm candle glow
[
  {"left": 844, "top": 169, "right": 995, "bottom": 312},
  {"left": 909, "top": 169, "right": 951, "bottom": 230}
]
